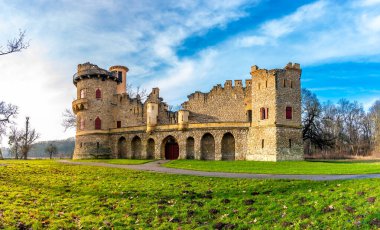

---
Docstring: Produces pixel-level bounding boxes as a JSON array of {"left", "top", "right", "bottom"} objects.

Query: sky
[{"left": 1, "top": 0, "right": 380, "bottom": 146}]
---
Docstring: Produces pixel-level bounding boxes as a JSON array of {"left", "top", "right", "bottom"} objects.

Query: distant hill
[{"left": 3, "top": 137, "right": 75, "bottom": 159}]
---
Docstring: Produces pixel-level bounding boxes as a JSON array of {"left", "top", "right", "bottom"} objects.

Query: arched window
[
  {"left": 80, "top": 89, "right": 86, "bottom": 99},
  {"left": 96, "top": 89, "right": 101, "bottom": 99},
  {"left": 80, "top": 117, "right": 85, "bottom": 130},
  {"left": 95, "top": 117, "right": 101, "bottom": 130},
  {"left": 286, "top": 107, "right": 292, "bottom": 120}
]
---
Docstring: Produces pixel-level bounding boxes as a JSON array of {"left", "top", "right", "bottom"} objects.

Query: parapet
[
  {"left": 284, "top": 62, "right": 301, "bottom": 70},
  {"left": 109, "top": 65, "right": 129, "bottom": 72}
]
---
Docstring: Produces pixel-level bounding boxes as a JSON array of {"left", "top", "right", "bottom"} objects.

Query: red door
[{"left": 165, "top": 143, "right": 179, "bottom": 160}]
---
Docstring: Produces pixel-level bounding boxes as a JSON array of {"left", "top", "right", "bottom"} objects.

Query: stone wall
[{"left": 182, "top": 80, "right": 251, "bottom": 123}]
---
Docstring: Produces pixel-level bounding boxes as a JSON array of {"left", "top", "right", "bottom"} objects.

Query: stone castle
[{"left": 72, "top": 62, "right": 303, "bottom": 161}]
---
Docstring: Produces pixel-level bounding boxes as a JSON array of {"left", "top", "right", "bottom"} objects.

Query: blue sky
[{"left": 1, "top": 0, "right": 380, "bottom": 144}]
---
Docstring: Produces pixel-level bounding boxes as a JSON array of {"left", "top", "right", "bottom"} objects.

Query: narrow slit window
[
  {"left": 283, "top": 79, "right": 286, "bottom": 87},
  {"left": 286, "top": 107, "right": 292, "bottom": 120},
  {"left": 289, "top": 139, "right": 292, "bottom": 148},
  {"left": 261, "top": 139, "right": 264, "bottom": 148}
]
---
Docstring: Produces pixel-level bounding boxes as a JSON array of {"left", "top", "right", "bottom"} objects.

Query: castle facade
[{"left": 72, "top": 62, "right": 303, "bottom": 161}]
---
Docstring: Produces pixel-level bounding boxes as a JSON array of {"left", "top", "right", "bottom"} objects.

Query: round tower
[
  {"left": 146, "top": 102, "right": 158, "bottom": 132},
  {"left": 72, "top": 62, "right": 119, "bottom": 159},
  {"left": 109, "top": 65, "right": 129, "bottom": 94},
  {"left": 178, "top": 109, "right": 189, "bottom": 130}
]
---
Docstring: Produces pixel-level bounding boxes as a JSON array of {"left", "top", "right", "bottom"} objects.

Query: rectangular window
[
  {"left": 283, "top": 79, "right": 286, "bottom": 87},
  {"left": 261, "top": 139, "right": 264, "bottom": 148},
  {"left": 289, "top": 139, "right": 292, "bottom": 148},
  {"left": 118, "top": 71, "right": 123, "bottom": 82},
  {"left": 260, "top": 108, "right": 268, "bottom": 120},
  {"left": 97, "top": 142, "right": 100, "bottom": 149},
  {"left": 247, "top": 110, "right": 252, "bottom": 122},
  {"left": 286, "top": 107, "right": 292, "bottom": 119},
  {"left": 117, "top": 121, "right": 121, "bottom": 128}
]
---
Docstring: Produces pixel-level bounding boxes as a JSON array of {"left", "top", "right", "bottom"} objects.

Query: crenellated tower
[{"left": 247, "top": 62, "right": 303, "bottom": 161}]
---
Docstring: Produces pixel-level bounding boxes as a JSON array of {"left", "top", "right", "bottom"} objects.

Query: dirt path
[{"left": 59, "top": 160, "right": 380, "bottom": 181}]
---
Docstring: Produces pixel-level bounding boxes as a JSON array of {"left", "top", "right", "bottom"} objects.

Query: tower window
[
  {"left": 265, "top": 80, "right": 268, "bottom": 88},
  {"left": 289, "top": 139, "right": 292, "bottom": 148},
  {"left": 283, "top": 79, "right": 286, "bottom": 87},
  {"left": 80, "top": 118, "right": 85, "bottom": 130},
  {"left": 247, "top": 110, "right": 252, "bottom": 122},
  {"left": 290, "top": 80, "right": 293, "bottom": 88},
  {"left": 97, "top": 142, "right": 100, "bottom": 149},
  {"left": 118, "top": 71, "right": 122, "bottom": 82},
  {"left": 95, "top": 117, "right": 101, "bottom": 130},
  {"left": 286, "top": 107, "right": 292, "bottom": 120},
  {"left": 261, "top": 139, "right": 264, "bottom": 148},
  {"left": 260, "top": 107, "right": 269, "bottom": 120},
  {"left": 117, "top": 121, "right": 121, "bottom": 128},
  {"left": 96, "top": 89, "right": 102, "bottom": 99},
  {"left": 80, "top": 89, "right": 86, "bottom": 99}
]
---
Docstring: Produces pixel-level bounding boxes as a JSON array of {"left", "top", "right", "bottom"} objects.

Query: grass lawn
[
  {"left": 164, "top": 160, "right": 380, "bottom": 175},
  {"left": 0, "top": 160, "right": 379, "bottom": 229},
  {"left": 71, "top": 159, "right": 153, "bottom": 165}
]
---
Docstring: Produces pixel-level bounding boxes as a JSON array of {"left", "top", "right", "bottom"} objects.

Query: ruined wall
[{"left": 182, "top": 80, "right": 251, "bottom": 123}]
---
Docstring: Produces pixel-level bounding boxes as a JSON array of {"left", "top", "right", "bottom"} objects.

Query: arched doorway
[
  {"left": 201, "top": 133, "right": 215, "bottom": 160},
  {"left": 186, "top": 137, "right": 195, "bottom": 159},
  {"left": 162, "top": 136, "right": 179, "bottom": 160},
  {"left": 131, "top": 136, "right": 142, "bottom": 159},
  {"left": 117, "top": 137, "right": 127, "bottom": 158},
  {"left": 146, "top": 138, "right": 155, "bottom": 159},
  {"left": 221, "top": 132, "right": 235, "bottom": 160}
]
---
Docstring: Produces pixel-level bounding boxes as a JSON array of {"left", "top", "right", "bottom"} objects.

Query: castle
[{"left": 72, "top": 62, "right": 303, "bottom": 161}]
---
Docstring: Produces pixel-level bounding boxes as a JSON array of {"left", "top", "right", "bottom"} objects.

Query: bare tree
[
  {"left": 8, "top": 126, "right": 22, "bottom": 159},
  {"left": 19, "top": 117, "right": 40, "bottom": 159},
  {"left": 0, "top": 30, "right": 29, "bottom": 56},
  {"left": 302, "top": 88, "right": 334, "bottom": 154},
  {"left": 62, "top": 109, "right": 76, "bottom": 131},
  {"left": 127, "top": 83, "right": 148, "bottom": 101},
  {"left": 0, "top": 101, "right": 18, "bottom": 137},
  {"left": 45, "top": 143, "right": 58, "bottom": 159}
]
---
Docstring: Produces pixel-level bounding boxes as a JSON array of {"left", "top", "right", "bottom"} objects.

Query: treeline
[
  {"left": 3, "top": 138, "right": 74, "bottom": 159},
  {"left": 302, "top": 89, "right": 380, "bottom": 158},
  {"left": 28, "top": 137, "right": 75, "bottom": 158}
]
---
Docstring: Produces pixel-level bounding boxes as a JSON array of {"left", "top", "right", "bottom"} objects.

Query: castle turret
[
  {"left": 178, "top": 109, "right": 189, "bottom": 130},
  {"left": 109, "top": 65, "right": 129, "bottom": 94},
  {"left": 72, "top": 62, "right": 120, "bottom": 159},
  {"left": 146, "top": 102, "right": 158, "bottom": 132},
  {"left": 248, "top": 63, "right": 303, "bottom": 161}
]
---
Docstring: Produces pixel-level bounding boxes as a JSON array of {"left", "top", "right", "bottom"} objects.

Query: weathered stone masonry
[{"left": 72, "top": 62, "right": 303, "bottom": 161}]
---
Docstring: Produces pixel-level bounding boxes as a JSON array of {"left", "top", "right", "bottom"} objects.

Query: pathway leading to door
[{"left": 59, "top": 160, "right": 380, "bottom": 181}]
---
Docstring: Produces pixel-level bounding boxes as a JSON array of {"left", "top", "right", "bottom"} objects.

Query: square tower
[{"left": 247, "top": 63, "right": 303, "bottom": 161}]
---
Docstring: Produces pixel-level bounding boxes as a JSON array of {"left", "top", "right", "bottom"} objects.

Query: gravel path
[{"left": 59, "top": 160, "right": 380, "bottom": 181}]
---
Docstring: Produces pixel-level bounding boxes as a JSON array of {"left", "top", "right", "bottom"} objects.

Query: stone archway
[
  {"left": 161, "top": 136, "right": 179, "bottom": 160},
  {"left": 146, "top": 138, "right": 155, "bottom": 159},
  {"left": 221, "top": 132, "right": 235, "bottom": 160},
  {"left": 186, "top": 137, "right": 195, "bottom": 159},
  {"left": 201, "top": 133, "right": 215, "bottom": 160},
  {"left": 117, "top": 137, "right": 127, "bottom": 158},
  {"left": 131, "top": 136, "right": 142, "bottom": 159}
]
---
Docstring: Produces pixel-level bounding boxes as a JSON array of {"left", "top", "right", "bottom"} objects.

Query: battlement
[
  {"left": 73, "top": 62, "right": 118, "bottom": 85},
  {"left": 250, "top": 62, "right": 301, "bottom": 79}
]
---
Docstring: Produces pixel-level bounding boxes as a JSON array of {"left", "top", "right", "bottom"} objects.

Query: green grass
[
  {"left": 72, "top": 159, "right": 153, "bottom": 165},
  {"left": 0, "top": 160, "right": 379, "bottom": 229},
  {"left": 163, "top": 160, "right": 380, "bottom": 175}
]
